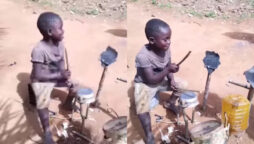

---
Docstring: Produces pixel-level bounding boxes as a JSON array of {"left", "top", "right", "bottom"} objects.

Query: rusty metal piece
[
  {"left": 176, "top": 135, "right": 190, "bottom": 144},
  {"left": 72, "top": 130, "right": 94, "bottom": 144},
  {"left": 116, "top": 77, "right": 127, "bottom": 83},
  {"left": 247, "top": 86, "right": 254, "bottom": 101},
  {"left": 228, "top": 80, "right": 250, "bottom": 89},
  {"left": 203, "top": 73, "right": 211, "bottom": 111}
]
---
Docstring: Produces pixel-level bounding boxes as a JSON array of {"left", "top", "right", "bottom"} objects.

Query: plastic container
[{"left": 222, "top": 95, "right": 250, "bottom": 134}]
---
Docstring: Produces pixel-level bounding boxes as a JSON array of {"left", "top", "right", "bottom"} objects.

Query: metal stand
[
  {"left": 228, "top": 80, "right": 254, "bottom": 102},
  {"left": 176, "top": 92, "right": 199, "bottom": 143},
  {"left": 247, "top": 86, "right": 254, "bottom": 101},
  {"left": 71, "top": 96, "right": 91, "bottom": 134},
  {"left": 202, "top": 73, "right": 211, "bottom": 111},
  {"left": 182, "top": 109, "right": 190, "bottom": 141}
]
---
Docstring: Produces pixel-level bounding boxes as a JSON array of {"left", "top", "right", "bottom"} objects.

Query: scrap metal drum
[
  {"left": 74, "top": 88, "right": 95, "bottom": 133},
  {"left": 76, "top": 88, "right": 95, "bottom": 104},
  {"left": 180, "top": 91, "right": 199, "bottom": 108},
  {"left": 103, "top": 116, "right": 127, "bottom": 144},
  {"left": 189, "top": 120, "right": 229, "bottom": 144}
]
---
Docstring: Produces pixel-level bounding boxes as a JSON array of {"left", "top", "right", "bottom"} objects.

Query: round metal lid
[
  {"left": 180, "top": 91, "right": 197, "bottom": 103},
  {"left": 77, "top": 88, "right": 94, "bottom": 98}
]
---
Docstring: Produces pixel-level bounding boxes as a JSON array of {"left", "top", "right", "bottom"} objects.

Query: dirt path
[
  {"left": 127, "top": 1, "right": 254, "bottom": 144},
  {"left": 0, "top": 0, "right": 127, "bottom": 143}
]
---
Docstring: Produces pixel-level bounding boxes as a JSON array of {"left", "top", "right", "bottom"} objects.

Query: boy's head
[
  {"left": 37, "top": 12, "right": 64, "bottom": 41},
  {"left": 145, "top": 18, "right": 171, "bottom": 51}
]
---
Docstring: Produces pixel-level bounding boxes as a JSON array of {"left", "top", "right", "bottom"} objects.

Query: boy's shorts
[
  {"left": 31, "top": 82, "right": 56, "bottom": 109},
  {"left": 134, "top": 77, "right": 187, "bottom": 114},
  {"left": 31, "top": 81, "right": 81, "bottom": 109}
]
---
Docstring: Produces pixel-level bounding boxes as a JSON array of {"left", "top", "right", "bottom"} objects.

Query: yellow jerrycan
[{"left": 222, "top": 95, "right": 250, "bottom": 134}]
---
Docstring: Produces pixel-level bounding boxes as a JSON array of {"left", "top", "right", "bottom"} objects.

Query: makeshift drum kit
[
  {"left": 71, "top": 88, "right": 95, "bottom": 133},
  {"left": 158, "top": 51, "right": 223, "bottom": 143},
  {"left": 69, "top": 46, "right": 127, "bottom": 144}
]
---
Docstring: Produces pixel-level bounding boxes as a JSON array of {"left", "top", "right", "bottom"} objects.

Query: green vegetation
[
  {"left": 185, "top": 10, "right": 203, "bottom": 18},
  {"left": 250, "top": 0, "right": 254, "bottom": 8},
  {"left": 86, "top": 9, "right": 99, "bottom": 15},
  {"left": 159, "top": 3, "right": 172, "bottom": 8},
  {"left": 151, "top": 0, "right": 157, "bottom": 5},
  {"left": 204, "top": 11, "right": 216, "bottom": 18}
]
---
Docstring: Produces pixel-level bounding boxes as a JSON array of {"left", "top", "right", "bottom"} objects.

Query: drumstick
[
  {"left": 177, "top": 51, "right": 191, "bottom": 66},
  {"left": 65, "top": 48, "right": 69, "bottom": 71},
  {"left": 176, "top": 88, "right": 200, "bottom": 93},
  {"left": 64, "top": 48, "right": 72, "bottom": 87}
]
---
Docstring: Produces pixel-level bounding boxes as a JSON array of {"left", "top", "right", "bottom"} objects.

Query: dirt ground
[
  {"left": 0, "top": 0, "right": 127, "bottom": 143},
  {"left": 127, "top": 1, "right": 254, "bottom": 144}
]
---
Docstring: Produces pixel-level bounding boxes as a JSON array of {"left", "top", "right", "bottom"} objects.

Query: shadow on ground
[
  {"left": 0, "top": 72, "right": 40, "bottom": 144},
  {"left": 16, "top": 72, "right": 43, "bottom": 142},
  {"left": 196, "top": 92, "right": 221, "bottom": 120},
  {"left": 224, "top": 32, "right": 254, "bottom": 44},
  {"left": 105, "top": 29, "right": 127, "bottom": 38},
  {"left": 0, "top": 27, "right": 7, "bottom": 69},
  {"left": 0, "top": 98, "right": 37, "bottom": 144}
]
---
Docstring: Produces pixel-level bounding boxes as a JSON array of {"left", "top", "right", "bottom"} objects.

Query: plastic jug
[{"left": 222, "top": 95, "right": 250, "bottom": 134}]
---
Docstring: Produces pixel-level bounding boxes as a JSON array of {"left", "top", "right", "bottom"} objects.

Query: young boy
[
  {"left": 31, "top": 12, "right": 76, "bottom": 144},
  {"left": 134, "top": 18, "right": 179, "bottom": 144}
]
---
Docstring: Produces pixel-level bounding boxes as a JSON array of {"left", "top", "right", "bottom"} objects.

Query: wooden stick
[
  {"left": 65, "top": 48, "right": 70, "bottom": 71},
  {"left": 177, "top": 51, "right": 191, "bottom": 66},
  {"left": 177, "top": 88, "right": 200, "bottom": 93}
]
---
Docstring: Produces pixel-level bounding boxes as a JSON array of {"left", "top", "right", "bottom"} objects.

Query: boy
[
  {"left": 134, "top": 18, "right": 179, "bottom": 144},
  {"left": 31, "top": 12, "right": 76, "bottom": 144}
]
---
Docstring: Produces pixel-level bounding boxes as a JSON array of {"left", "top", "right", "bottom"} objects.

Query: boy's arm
[
  {"left": 33, "top": 62, "right": 63, "bottom": 81},
  {"left": 141, "top": 63, "right": 179, "bottom": 85},
  {"left": 141, "top": 67, "right": 170, "bottom": 85},
  {"left": 59, "top": 58, "right": 66, "bottom": 71},
  {"left": 167, "top": 72, "right": 178, "bottom": 91}
]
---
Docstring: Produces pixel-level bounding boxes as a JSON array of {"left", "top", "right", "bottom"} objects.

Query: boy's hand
[
  {"left": 61, "top": 70, "right": 71, "bottom": 80},
  {"left": 167, "top": 63, "right": 179, "bottom": 73},
  {"left": 170, "top": 80, "right": 178, "bottom": 91}
]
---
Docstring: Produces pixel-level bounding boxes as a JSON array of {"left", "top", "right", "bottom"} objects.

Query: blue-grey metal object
[
  {"left": 202, "top": 51, "right": 220, "bottom": 111},
  {"left": 100, "top": 46, "right": 118, "bottom": 67},
  {"left": 203, "top": 51, "right": 220, "bottom": 74},
  {"left": 244, "top": 66, "right": 254, "bottom": 88},
  {"left": 92, "top": 46, "right": 118, "bottom": 107}
]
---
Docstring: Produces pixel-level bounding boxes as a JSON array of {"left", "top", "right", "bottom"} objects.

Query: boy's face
[
  {"left": 149, "top": 26, "right": 171, "bottom": 51},
  {"left": 49, "top": 19, "right": 64, "bottom": 41}
]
